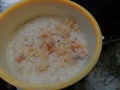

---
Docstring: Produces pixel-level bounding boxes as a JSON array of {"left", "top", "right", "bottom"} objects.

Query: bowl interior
[{"left": 0, "top": 0, "right": 100, "bottom": 90}]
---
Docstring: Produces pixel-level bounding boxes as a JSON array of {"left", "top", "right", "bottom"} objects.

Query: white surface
[
  {"left": 0, "top": 0, "right": 20, "bottom": 10},
  {"left": 0, "top": 0, "right": 20, "bottom": 5}
]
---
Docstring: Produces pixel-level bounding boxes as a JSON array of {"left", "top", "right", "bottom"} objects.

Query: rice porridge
[{"left": 6, "top": 16, "right": 88, "bottom": 84}]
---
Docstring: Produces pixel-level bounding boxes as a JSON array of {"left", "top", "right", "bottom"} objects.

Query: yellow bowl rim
[{"left": 0, "top": 0, "right": 102, "bottom": 89}]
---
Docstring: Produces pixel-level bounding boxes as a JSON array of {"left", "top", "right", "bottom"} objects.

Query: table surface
[{"left": 0, "top": 0, "right": 120, "bottom": 90}]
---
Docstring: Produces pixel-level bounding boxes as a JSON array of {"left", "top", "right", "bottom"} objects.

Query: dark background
[
  {"left": 72, "top": 0, "right": 120, "bottom": 40},
  {"left": 0, "top": 0, "right": 120, "bottom": 90}
]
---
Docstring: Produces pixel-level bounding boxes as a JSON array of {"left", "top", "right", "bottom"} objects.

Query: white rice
[{"left": 6, "top": 16, "right": 88, "bottom": 84}]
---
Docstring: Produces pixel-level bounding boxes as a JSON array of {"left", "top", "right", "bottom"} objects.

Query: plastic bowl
[{"left": 0, "top": 0, "right": 102, "bottom": 90}]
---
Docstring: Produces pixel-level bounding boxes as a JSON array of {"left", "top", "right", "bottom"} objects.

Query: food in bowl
[{"left": 6, "top": 16, "right": 88, "bottom": 84}]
